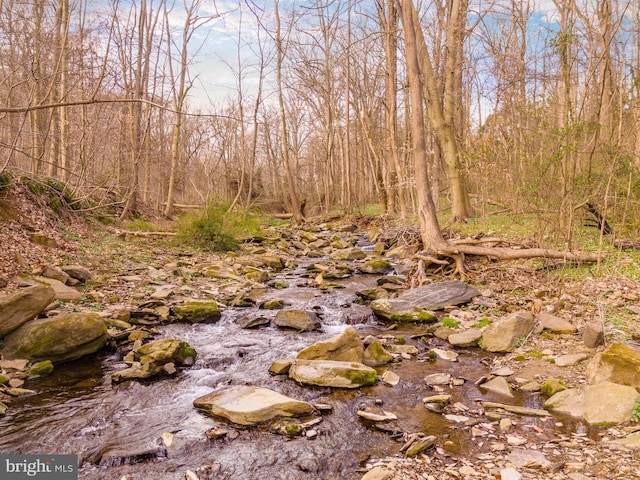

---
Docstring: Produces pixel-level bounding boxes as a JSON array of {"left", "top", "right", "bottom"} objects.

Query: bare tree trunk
[
  {"left": 378, "top": 0, "right": 407, "bottom": 218},
  {"left": 274, "top": 0, "right": 304, "bottom": 224},
  {"left": 409, "top": 0, "right": 471, "bottom": 222},
  {"left": 399, "top": 0, "right": 446, "bottom": 249}
]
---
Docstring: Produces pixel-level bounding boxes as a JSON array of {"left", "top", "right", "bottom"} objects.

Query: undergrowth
[{"left": 175, "top": 202, "right": 263, "bottom": 252}]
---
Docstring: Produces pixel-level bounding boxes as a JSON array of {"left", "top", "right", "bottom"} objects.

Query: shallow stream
[{"left": 0, "top": 261, "right": 585, "bottom": 479}]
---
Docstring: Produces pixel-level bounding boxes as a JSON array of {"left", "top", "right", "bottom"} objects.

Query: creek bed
[{"left": 0, "top": 271, "right": 588, "bottom": 479}]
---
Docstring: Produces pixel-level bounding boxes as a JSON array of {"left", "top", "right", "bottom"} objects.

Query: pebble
[{"left": 506, "top": 435, "right": 527, "bottom": 446}]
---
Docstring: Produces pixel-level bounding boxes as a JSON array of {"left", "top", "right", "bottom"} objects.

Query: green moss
[
  {"left": 173, "top": 302, "right": 221, "bottom": 323},
  {"left": 540, "top": 378, "right": 566, "bottom": 396},
  {"left": 283, "top": 423, "right": 302, "bottom": 436},
  {"left": 0, "top": 374, "right": 10, "bottom": 385},
  {"left": 25, "top": 360, "right": 54, "bottom": 379},
  {"left": 396, "top": 336, "right": 406, "bottom": 345},
  {"left": 344, "top": 367, "right": 378, "bottom": 386},
  {"left": 514, "top": 354, "right": 527, "bottom": 361}
]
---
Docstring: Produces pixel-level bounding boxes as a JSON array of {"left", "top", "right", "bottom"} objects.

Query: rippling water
[{"left": 0, "top": 272, "right": 555, "bottom": 480}]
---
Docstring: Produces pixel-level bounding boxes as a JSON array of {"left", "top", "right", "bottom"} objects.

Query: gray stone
[
  {"left": 448, "top": 329, "right": 483, "bottom": 347},
  {"left": 0, "top": 285, "right": 55, "bottom": 338},
  {"left": 544, "top": 381, "right": 640, "bottom": 425},
  {"left": 370, "top": 281, "right": 479, "bottom": 323},
  {"left": 289, "top": 359, "right": 377, "bottom": 388},
  {"left": 479, "top": 376, "right": 514, "bottom": 398},
  {"left": 357, "top": 409, "right": 397, "bottom": 422},
  {"left": 274, "top": 310, "right": 320, "bottom": 332},
  {"left": 481, "top": 311, "right": 535, "bottom": 353},
  {"left": 296, "top": 326, "right": 364, "bottom": 362},
  {"left": 424, "top": 373, "right": 451, "bottom": 386},
  {"left": 538, "top": 312, "right": 577, "bottom": 334},
  {"left": 194, "top": 385, "right": 315, "bottom": 426},
  {"left": 2, "top": 312, "right": 107, "bottom": 364},
  {"left": 500, "top": 468, "right": 522, "bottom": 480},
  {"left": 583, "top": 321, "right": 605, "bottom": 348},
  {"left": 236, "top": 313, "right": 271, "bottom": 329},
  {"left": 586, "top": 343, "right": 640, "bottom": 388}
]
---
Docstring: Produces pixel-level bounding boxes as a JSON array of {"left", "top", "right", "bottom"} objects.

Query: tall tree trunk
[
  {"left": 274, "top": 0, "right": 304, "bottom": 224},
  {"left": 399, "top": 0, "right": 446, "bottom": 249}
]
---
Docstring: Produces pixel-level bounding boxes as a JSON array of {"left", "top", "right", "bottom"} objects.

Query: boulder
[
  {"left": 1, "top": 312, "right": 107, "bottom": 363},
  {"left": 296, "top": 326, "right": 364, "bottom": 362},
  {"left": 172, "top": 301, "right": 221, "bottom": 324},
  {"left": 371, "top": 281, "right": 480, "bottom": 323},
  {"left": 274, "top": 310, "right": 320, "bottom": 332},
  {"left": 112, "top": 339, "right": 196, "bottom": 382},
  {"left": 448, "top": 329, "right": 483, "bottom": 347},
  {"left": 289, "top": 359, "right": 377, "bottom": 388},
  {"left": 0, "top": 285, "right": 55, "bottom": 338},
  {"left": 586, "top": 343, "right": 640, "bottom": 388},
  {"left": 42, "top": 265, "right": 70, "bottom": 284},
  {"left": 193, "top": 385, "right": 315, "bottom": 426},
  {"left": 537, "top": 313, "right": 577, "bottom": 334},
  {"left": 363, "top": 340, "right": 393, "bottom": 367},
  {"left": 544, "top": 381, "right": 640, "bottom": 425},
  {"left": 481, "top": 311, "right": 535, "bottom": 353}
]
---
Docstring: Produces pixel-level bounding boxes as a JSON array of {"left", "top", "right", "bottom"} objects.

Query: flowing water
[{"left": 0, "top": 262, "right": 583, "bottom": 480}]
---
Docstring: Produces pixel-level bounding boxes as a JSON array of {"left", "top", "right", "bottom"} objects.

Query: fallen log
[
  {"left": 107, "top": 227, "right": 176, "bottom": 237},
  {"left": 439, "top": 243, "right": 599, "bottom": 263}
]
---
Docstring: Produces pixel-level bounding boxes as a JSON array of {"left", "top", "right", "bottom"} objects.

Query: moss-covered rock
[
  {"left": 586, "top": 343, "right": 640, "bottom": 389},
  {"left": 274, "top": 310, "right": 320, "bottom": 332},
  {"left": 370, "top": 299, "right": 437, "bottom": 323},
  {"left": 1, "top": 312, "right": 107, "bottom": 364},
  {"left": 359, "top": 259, "right": 393, "bottom": 274},
  {"left": 172, "top": 301, "right": 221, "bottom": 324},
  {"left": 25, "top": 360, "right": 54, "bottom": 379},
  {"left": 363, "top": 340, "right": 393, "bottom": 367},
  {"left": 289, "top": 359, "right": 378, "bottom": 388},
  {"left": 111, "top": 339, "right": 196, "bottom": 383},
  {"left": 540, "top": 377, "right": 567, "bottom": 396}
]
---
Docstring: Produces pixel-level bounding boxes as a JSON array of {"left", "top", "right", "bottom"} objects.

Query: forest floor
[{"left": 1, "top": 177, "right": 640, "bottom": 479}]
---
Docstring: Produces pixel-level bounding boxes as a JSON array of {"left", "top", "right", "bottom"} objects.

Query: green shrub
[
  {"left": 175, "top": 202, "right": 263, "bottom": 252},
  {"left": 0, "top": 173, "right": 10, "bottom": 191}
]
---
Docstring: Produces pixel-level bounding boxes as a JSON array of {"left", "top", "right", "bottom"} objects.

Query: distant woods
[{"left": 0, "top": 0, "right": 638, "bottom": 241}]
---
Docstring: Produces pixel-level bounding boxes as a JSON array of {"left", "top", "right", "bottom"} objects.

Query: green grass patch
[{"left": 442, "top": 317, "right": 460, "bottom": 329}]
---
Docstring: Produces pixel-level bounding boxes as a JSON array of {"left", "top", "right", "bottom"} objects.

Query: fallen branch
[
  {"left": 437, "top": 243, "right": 599, "bottom": 263},
  {"left": 108, "top": 227, "right": 176, "bottom": 237}
]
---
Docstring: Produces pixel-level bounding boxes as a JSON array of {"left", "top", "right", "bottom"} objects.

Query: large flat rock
[
  {"left": 586, "top": 343, "right": 640, "bottom": 389},
  {"left": 193, "top": 385, "right": 315, "bottom": 426},
  {"left": 371, "top": 281, "right": 479, "bottom": 323}
]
